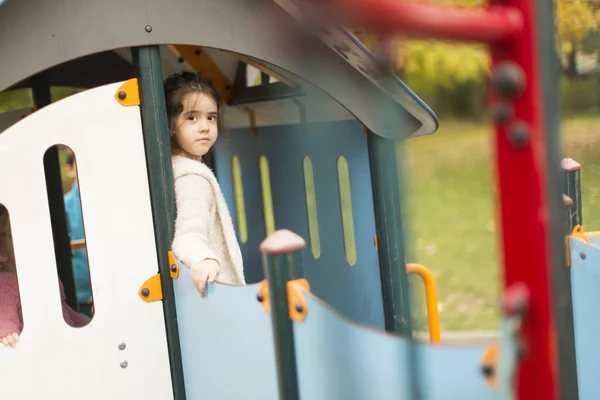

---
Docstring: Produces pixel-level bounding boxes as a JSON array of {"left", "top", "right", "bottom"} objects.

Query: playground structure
[{"left": 0, "top": 0, "right": 592, "bottom": 399}]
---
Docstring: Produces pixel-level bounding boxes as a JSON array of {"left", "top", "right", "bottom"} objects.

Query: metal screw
[
  {"left": 491, "top": 102, "right": 514, "bottom": 124},
  {"left": 507, "top": 121, "right": 530, "bottom": 147},
  {"left": 141, "top": 288, "right": 150, "bottom": 297},
  {"left": 145, "top": 25, "right": 152, "bottom": 33},
  {"left": 491, "top": 62, "right": 526, "bottom": 99},
  {"left": 118, "top": 91, "right": 126, "bottom": 100},
  {"left": 118, "top": 343, "right": 126, "bottom": 351},
  {"left": 481, "top": 365, "right": 494, "bottom": 377},
  {"left": 120, "top": 361, "right": 128, "bottom": 368},
  {"left": 581, "top": 252, "right": 586, "bottom": 260}
]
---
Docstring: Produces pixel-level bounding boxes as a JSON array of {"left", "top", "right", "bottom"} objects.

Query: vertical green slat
[
  {"left": 303, "top": 157, "right": 321, "bottom": 259},
  {"left": 367, "top": 132, "right": 412, "bottom": 336},
  {"left": 536, "top": 0, "right": 579, "bottom": 396},
  {"left": 260, "top": 155, "right": 276, "bottom": 235},
  {"left": 262, "top": 242, "right": 304, "bottom": 400},
  {"left": 131, "top": 46, "right": 186, "bottom": 400},
  {"left": 232, "top": 156, "right": 248, "bottom": 243},
  {"left": 337, "top": 156, "right": 357, "bottom": 266}
]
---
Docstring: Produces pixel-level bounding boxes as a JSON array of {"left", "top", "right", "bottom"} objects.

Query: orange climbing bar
[
  {"left": 70, "top": 239, "right": 86, "bottom": 250},
  {"left": 407, "top": 263, "right": 441, "bottom": 344}
]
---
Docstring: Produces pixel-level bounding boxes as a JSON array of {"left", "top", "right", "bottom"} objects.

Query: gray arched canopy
[{"left": 0, "top": 0, "right": 437, "bottom": 139}]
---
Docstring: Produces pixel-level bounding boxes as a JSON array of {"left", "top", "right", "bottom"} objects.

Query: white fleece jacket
[{"left": 171, "top": 155, "right": 246, "bottom": 285}]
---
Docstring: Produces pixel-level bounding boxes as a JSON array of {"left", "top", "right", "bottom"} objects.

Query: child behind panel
[
  {"left": 165, "top": 72, "right": 246, "bottom": 297},
  {"left": 0, "top": 205, "right": 89, "bottom": 348}
]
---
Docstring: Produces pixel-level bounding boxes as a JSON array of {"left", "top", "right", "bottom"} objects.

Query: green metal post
[
  {"left": 536, "top": 0, "right": 579, "bottom": 394},
  {"left": 261, "top": 230, "right": 305, "bottom": 400},
  {"left": 564, "top": 158, "right": 582, "bottom": 232},
  {"left": 367, "top": 131, "right": 413, "bottom": 336},
  {"left": 553, "top": 157, "right": 582, "bottom": 399},
  {"left": 131, "top": 46, "right": 186, "bottom": 400}
]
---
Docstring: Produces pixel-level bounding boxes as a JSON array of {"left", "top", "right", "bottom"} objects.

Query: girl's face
[{"left": 173, "top": 92, "right": 219, "bottom": 158}]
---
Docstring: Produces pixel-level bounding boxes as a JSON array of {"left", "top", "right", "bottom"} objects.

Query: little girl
[
  {"left": 165, "top": 72, "right": 246, "bottom": 297},
  {"left": 0, "top": 206, "right": 89, "bottom": 348}
]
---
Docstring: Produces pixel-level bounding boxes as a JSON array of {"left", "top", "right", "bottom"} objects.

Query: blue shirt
[{"left": 64, "top": 183, "right": 92, "bottom": 304}]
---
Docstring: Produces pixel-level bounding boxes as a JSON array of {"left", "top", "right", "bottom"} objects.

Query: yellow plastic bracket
[
  {"left": 480, "top": 343, "right": 498, "bottom": 388},
  {"left": 565, "top": 224, "right": 592, "bottom": 267},
  {"left": 115, "top": 78, "right": 140, "bottom": 107},
  {"left": 168, "top": 251, "right": 179, "bottom": 279},
  {"left": 256, "top": 278, "right": 310, "bottom": 322},
  {"left": 257, "top": 280, "right": 271, "bottom": 313},
  {"left": 138, "top": 274, "right": 163, "bottom": 302},
  {"left": 287, "top": 279, "right": 310, "bottom": 322},
  {"left": 406, "top": 263, "right": 441, "bottom": 344}
]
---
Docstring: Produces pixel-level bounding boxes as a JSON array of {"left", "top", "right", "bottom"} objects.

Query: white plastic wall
[{"left": 0, "top": 81, "right": 174, "bottom": 399}]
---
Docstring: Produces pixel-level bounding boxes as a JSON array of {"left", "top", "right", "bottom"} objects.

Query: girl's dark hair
[{"left": 163, "top": 71, "right": 224, "bottom": 154}]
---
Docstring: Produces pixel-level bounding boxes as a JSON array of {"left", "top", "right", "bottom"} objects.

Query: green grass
[{"left": 403, "top": 116, "right": 600, "bottom": 332}]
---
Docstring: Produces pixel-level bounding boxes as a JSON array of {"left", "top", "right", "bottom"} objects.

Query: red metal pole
[
  {"left": 488, "top": 0, "right": 558, "bottom": 398},
  {"left": 333, "top": 1, "right": 523, "bottom": 42},
  {"left": 297, "top": 0, "right": 559, "bottom": 398}
]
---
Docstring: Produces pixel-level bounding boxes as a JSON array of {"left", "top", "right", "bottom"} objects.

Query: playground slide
[{"left": 173, "top": 264, "right": 494, "bottom": 400}]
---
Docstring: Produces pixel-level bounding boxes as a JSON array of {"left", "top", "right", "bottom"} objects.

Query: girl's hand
[
  {"left": 0, "top": 333, "right": 19, "bottom": 348},
  {"left": 191, "top": 259, "right": 220, "bottom": 297}
]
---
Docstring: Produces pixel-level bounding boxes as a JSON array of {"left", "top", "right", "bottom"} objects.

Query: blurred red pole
[
  {"left": 310, "top": 0, "right": 523, "bottom": 42},
  {"left": 297, "top": 0, "right": 560, "bottom": 398}
]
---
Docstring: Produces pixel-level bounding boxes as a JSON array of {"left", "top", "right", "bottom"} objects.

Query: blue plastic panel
[
  {"left": 172, "top": 264, "right": 279, "bottom": 399},
  {"left": 213, "top": 120, "right": 385, "bottom": 329},
  {"left": 585, "top": 234, "right": 600, "bottom": 247},
  {"left": 569, "top": 238, "right": 600, "bottom": 400},
  {"left": 294, "top": 290, "right": 495, "bottom": 400}
]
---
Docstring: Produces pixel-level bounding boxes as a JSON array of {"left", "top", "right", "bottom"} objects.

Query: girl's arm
[
  {"left": 0, "top": 273, "right": 24, "bottom": 338},
  {"left": 58, "top": 279, "right": 90, "bottom": 328},
  {"left": 171, "top": 174, "right": 221, "bottom": 269}
]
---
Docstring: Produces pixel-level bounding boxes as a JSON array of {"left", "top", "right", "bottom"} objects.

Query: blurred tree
[
  {"left": 556, "top": 0, "right": 599, "bottom": 76},
  {"left": 355, "top": 0, "right": 600, "bottom": 89},
  {"left": 354, "top": 0, "right": 489, "bottom": 95}
]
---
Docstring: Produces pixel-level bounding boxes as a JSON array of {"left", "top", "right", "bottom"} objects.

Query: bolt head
[
  {"left": 581, "top": 252, "right": 587, "bottom": 260},
  {"left": 141, "top": 288, "right": 150, "bottom": 297},
  {"left": 481, "top": 365, "right": 494, "bottom": 377},
  {"left": 145, "top": 25, "right": 152, "bottom": 33},
  {"left": 120, "top": 361, "right": 128, "bottom": 368},
  {"left": 256, "top": 292, "right": 264, "bottom": 302},
  {"left": 491, "top": 102, "right": 514, "bottom": 124},
  {"left": 118, "top": 343, "right": 126, "bottom": 350},
  {"left": 491, "top": 62, "right": 526, "bottom": 99},
  {"left": 507, "top": 121, "right": 530, "bottom": 147},
  {"left": 295, "top": 303, "right": 303, "bottom": 313},
  {"left": 170, "top": 264, "right": 177, "bottom": 273},
  {"left": 118, "top": 91, "right": 126, "bottom": 100}
]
